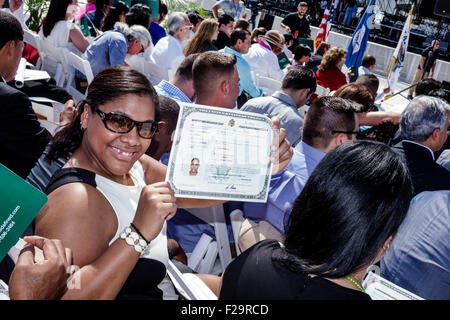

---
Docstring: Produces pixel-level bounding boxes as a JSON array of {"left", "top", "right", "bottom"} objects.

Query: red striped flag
[{"left": 314, "top": 0, "right": 337, "bottom": 49}]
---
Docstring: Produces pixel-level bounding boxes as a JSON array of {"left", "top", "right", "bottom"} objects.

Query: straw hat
[{"left": 262, "top": 30, "right": 285, "bottom": 49}]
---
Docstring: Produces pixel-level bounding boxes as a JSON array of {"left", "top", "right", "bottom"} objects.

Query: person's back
[
  {"left": 84, "top": 28, "right": 128, "bottom": 76},
  {"left": 220, "top": 240, "right": 371, "bottom": 300},
  {"left": 243, "top": 30, "right": 285, "bottom": 81},
  {"left": 381, "top": 191, "right": 450, "bottom": 300},
  {"left": 393, "top": 96, "right": 450, "bottom": 195}
]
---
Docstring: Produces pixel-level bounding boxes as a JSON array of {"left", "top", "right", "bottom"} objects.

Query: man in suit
[
  {"left": 0, "top": 11, "right": 74, "bottom": 179},
  {"left": 394, "top": 95, "right": 450, "bottom": 195}
]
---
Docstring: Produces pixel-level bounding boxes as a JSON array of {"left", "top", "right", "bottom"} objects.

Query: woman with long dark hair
[
  {"left": 39, "top": 0, "right": 90, "bottom": 54},
  {"left": 219, "top": 140, "right": 414, "bottom": 300},
  {"left": 101, "top": 0, "right": 130, "bottom": 32}
]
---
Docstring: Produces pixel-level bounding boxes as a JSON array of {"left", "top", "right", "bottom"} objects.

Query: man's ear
[
  {"left": 220, "top": 79, "right": 230, "bottom": 95},
  {"left": 158, "top": 121, "right": 167, "bottom": 134}
]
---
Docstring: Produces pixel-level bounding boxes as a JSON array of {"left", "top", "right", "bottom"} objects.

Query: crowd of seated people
[{"left": 0, "top": 0, "right": 449, "bottom": 301}]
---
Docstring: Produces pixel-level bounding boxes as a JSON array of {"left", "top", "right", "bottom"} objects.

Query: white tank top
[{"left": 94, "top": 161, "right": 169, "bottom": 267}]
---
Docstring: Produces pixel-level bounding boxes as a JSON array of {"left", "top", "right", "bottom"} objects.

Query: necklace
[{"left": 346, "top": 275, "right": 365, "bottom": 293}]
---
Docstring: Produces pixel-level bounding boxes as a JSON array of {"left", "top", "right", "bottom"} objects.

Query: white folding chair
[
  {"left": 229, "top": 209, "right": 245, "bottom": 256},
  {"left": 185, "top": 205, "right": 233, "bottom": 275},
  {"left": 254, "top": 74, "right": 282, "bottom": 95},
  {"left": 166, "top": 260, "right": 217, "bottom": 300},
  {"left": 64, "top": 51, "right": 94, "bottom": 103},
  {"left": 22, "top": 29, "right": 42, "bottom": 69},
  {"left": 143, "top": 59, "right": 170, "bottom": 86}
]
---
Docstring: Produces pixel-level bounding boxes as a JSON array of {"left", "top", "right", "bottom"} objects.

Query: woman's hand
[{"left": 132, "top": 181, "right": 177, "bottom": 242}]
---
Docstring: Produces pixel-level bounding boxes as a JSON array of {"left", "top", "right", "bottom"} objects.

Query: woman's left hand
[{"left": 270, "top": 116, "right": 293, "bottom": 175}]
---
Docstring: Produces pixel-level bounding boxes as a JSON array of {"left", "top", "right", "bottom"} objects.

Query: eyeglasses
[
  {"left": 331, "top": 130, "right": 360, "bottom": 135},
  {"left": 183, "top": 25, "right": 193, "bottom": 30},
  {"left": 94, "top": 108, "right": 158, "bottom": 139}
]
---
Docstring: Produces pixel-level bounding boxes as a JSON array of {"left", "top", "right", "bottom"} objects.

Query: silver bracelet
[{"left": 119, "top": 226, "right": 149, "bottom": 254}]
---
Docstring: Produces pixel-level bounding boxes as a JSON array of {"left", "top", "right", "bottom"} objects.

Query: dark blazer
[
  {"left": 0, "top": 82, "right": 51, "bottom": 179},
  {"left": 393, "top": 140, "right": 450, "bottom": 195}
]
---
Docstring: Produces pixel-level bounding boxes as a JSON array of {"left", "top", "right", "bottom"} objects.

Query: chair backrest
[
  {"left": 254, "top": 74, "right": 282, "bottom": 95},
  {"left": 23, "top": 29, "right": 42, "bottom": 54},
  {"left": 63, "top": 50, "right": 94, "bottom": 103},
  {"left": 66, "top": 51, "right": 94, "bottom": 84},
  {"left": 143, "top": 60, "right": 170, "bottom": 86}
]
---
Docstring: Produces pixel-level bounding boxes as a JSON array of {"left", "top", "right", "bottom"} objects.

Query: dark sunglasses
[
  {"left": 94, "top": 108, "right": 158, "bottom": 139},
  {"left": 331, "top": 129, "right": 361, "bottom": 135}
]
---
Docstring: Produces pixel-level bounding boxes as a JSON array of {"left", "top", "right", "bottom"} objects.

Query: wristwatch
[{"left": 120, "top": 226, "right": 149, "bottom": 254}]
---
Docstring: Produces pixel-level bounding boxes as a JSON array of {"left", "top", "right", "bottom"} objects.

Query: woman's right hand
[{"left": 132, "top": 181, "right": 177, "bottom": 242}]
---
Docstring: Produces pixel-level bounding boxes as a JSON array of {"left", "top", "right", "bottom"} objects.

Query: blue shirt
[
  {"left": 241, "top": 91, "right": 304, "bottom": 147},
  {"left": 380, "top": 191, "right": 450, "bottom": 300},
  {"left": 82, "top": 29, "right": 128, "bottom": 77},
  {"left": 243, "top": 141, "right": 326, "bottom": 234},
  {"left": 154, "top": 80, "right": 192, "bottom": 103},
  {"left": 222, "top": 46, "right": 263, "bottom": 99},
  {"left": 149, "top": 21, "right": 167, "bottom": 46}
]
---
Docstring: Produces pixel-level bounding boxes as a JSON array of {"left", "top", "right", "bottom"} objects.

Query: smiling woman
[{"left": 35, "top": 66, "right": 225, "bottom": 299}]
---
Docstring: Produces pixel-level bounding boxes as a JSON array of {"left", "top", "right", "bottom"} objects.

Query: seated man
[
  {"left": 381, "top": 190, "right": 450, "bottom": 300},
  {"left": 221, "top": 29, "right": 263, "bottom": 106},
  {"left": 241, "top": 66, "right": 316, "bottom": 147},
  {"left": 0, "top": 11, "right": 73, "bottom": 179},
  {"left": 150, "top": 12, "right": 192, "bottom": 75},
  {"left": 82, "top": 22, "right": 150, "bottom": 78},
  {"left": 213, "top": 14, "right": 234, "bottom": 50},
  {"left": 243, "top": 30, "right": 286, "bottom": 82},
  {"left": 393, "top": 95, "right": 450, "bottom": 195},
  {"left": 239, "top": 96, "right": 361, "bottom": 251},
  {"left": 154, "top": 53, "right": 199, "bottom": 103},
  {"left": 145, "top": 96, "right": 180, "bottom": 163}
]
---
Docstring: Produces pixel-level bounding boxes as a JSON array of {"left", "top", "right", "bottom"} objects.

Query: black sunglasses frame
[{"left": 94, "top": 108, "right": 158, "bottom": 139}]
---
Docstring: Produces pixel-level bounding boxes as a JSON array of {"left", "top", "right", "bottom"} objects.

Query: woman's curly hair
[{"left": 318, "top": 46, "right": 347, "bottom": 72}]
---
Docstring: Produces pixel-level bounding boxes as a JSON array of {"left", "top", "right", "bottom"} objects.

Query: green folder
[{"left": 0, "top": 164, "right": 47, "bottom": 262}]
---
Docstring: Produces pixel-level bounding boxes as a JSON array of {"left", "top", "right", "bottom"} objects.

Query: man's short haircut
[
  {"left": 174, "top": 53, "right": 200, "bottom": 81},
  {"left": 167, "top": 12, "right": 188, "bottom": 36},
  {"left": 361, "top": 54, "right": 376, "bottom": 68},
  {"left": 282, "top": 65, "right": 316, "bottom": 93},
  {"left": 298, "top": 1, "right": 308, "bottom": 7},
  {"left": 415, "top": 78, "right": 442, "bottom": 96},
  {"left": 428, "top": 88, "right": 450, "bottom": 103},
  {"left": 302, "top": 96, "right": 359, "bottom": 149},
  {"left": 193, "top": 51, "right": 237, "bottom": 100},
  {"left": 333, "top": 83, "right": 374, "bottom": 113},
  {"left": 355, "top": 74, "right": 380, "bottom": 98},
  {"left": 158, "top": 96, "right": 180, "bottom": 134},
  {"left": 294, "top": 44, "right": 312, "bottom": 61},
  {"left": 0, "top": 11, "right": 23, "bottom": 50},
  {"left": 230, "top": 29, "right": 250, "bottom": 47},
  {"left": 218, "top": 14, "right": 234, "bottom": 28},
  {"left": 400, "top": 95, "right": 450, "bottom": 142}
]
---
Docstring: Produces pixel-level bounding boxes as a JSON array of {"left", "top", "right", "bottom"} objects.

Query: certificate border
[{"left": 166, "top": 103, "right": 273, "bottom": 202}]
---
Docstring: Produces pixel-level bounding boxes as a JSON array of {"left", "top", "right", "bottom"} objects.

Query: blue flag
[{"left": 345, "top": 0, "right": 376, "bottom": 68}]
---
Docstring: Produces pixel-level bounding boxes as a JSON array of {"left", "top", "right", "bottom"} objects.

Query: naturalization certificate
[{"left": 166, "top": 103, "right": 274, "bottom": 202}]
